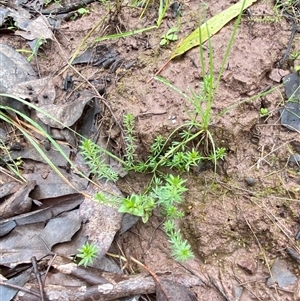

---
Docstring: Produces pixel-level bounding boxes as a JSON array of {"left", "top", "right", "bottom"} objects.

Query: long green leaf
[{"left": 171, "top": 0, "right": 257, "bottom": 59}]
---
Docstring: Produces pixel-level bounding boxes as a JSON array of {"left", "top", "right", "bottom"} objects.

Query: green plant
[
  {"left": 150, "top": 175, "right": 186, "bottom": 219},
  {"left": 17, "top": 37, "right": 46, "bottom": 62},
  {"left": 123, "top": 113, "right": 137, "bottom": 168},
  {"left": 130, "top": 0, "right": 168, "bottom": 26},
  {"left": 157, "top": 0, "right": 169, "bottom": 26},
  {"left": 93, "top": 168, "right": 193, "bottom": 260},
  {"left": 44, "top": 0, "right": 62, "bottom": 6},
  {"left": 208, "top": 147, "right": 226, "bottom": 161},
  {"left": 79, "top": 2, "right": 248, "bottom": 263},
  {"left": 76, "top": 242, "right": 98, "bottom": 267},
  {"left": 160, "top": 27, "right": 178, "bottom": 46},
  {"left": 290, "top": 49, "right": 300, "bottom": 60},
  {"left": 260, "top": 107, "right": 270, "bottom": 118},
  {"left": 70, "top": 7, "right": 91, "bottom": 20},
  {"left": 148, "top": 0, "right": 246, "bottom": 172},
  {"left": 119, "top": 194, "right": 155, "bottom": 223},
  {"left": 164, "top": 220, "right": 194, "bottom": 261},
  {"left": 77, "top": 7, "right": 90, "bottom": 16},
  {"left": 79, "top": 139, "right": 119, "bottom": 182},
  {"left": 290, "top": 50, "right": 300, "bottom": 72}
]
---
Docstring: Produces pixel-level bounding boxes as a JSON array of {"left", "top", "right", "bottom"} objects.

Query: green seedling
[
  {"left": 77, "top": 7, "right": 90, "bottom": 16},
  {"left": 92, "top": 162, "right": 194, "bottom": 261},
  {"left": 44, "top": 0, "right": 62, "bottom": 6},
  {"left": 15, "top": 156, "right": 23, "bottom": 167},
  {"left": 123, "top": 113, "right": 137, "bottom": 168},
  {"left": 290, "top": 50, "right": 300, "bottom": 60},
  {"left": 160, "top": 27, "right": 178, "bottom": 46},
  {"left": 76, "top": 242, "right": 98, "bottom": 267},
  {"left": 119, "top": 194, "right": 155, "bottom": 223},
  {"left": 295, "top": 65, "right": 300, "bottom": 72},
  {"left": 164, "top": 220, "right": 194, "bottom": 261},
  {"left": 71, "top": 7, "right": 90, "bottom": 20},
  {"left": 290, "top": 50, "right": 300, "bottom": 72},
  {"left": 260, "top": 108, "right": 270, "bottom": 118},
  {"left": 207, "top": 147, "right": 227, "bottom": 161},
  {"left": 79, "top": 139, "right": 119, "bottom": 182},
  {"left": 28, "top": 37, "right": 46, "bottom": 62}
]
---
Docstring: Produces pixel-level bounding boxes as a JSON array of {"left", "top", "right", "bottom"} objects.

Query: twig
[
  {"left": 147, "top": 59, "right": 171, "bottom": 83},
  {"left": 43, "top": 254, "right": 57, "bottom": 286},
  {"left": 31, "top": 256, "right": 45, "bottom": 301},
  {"left": 234, "top": 275, "right": 265, "bottom": 301},
  {"left": 0, "top": 280, "right": 40, "bottom": 298},
  {"left": 130, "top": 256, "right": 170, "bottom": 301},
  {"left": 279, "top": 22, "right": 298, "bottom": 68},
  {"left": 209, "top": 275, "right": 234, "bottom": 301}
]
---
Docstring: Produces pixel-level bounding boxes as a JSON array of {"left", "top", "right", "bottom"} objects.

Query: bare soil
[{"left": 2, "top": 0, "right": 300, "bottom": 300}]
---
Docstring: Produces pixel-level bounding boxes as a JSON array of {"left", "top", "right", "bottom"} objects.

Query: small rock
[
  {"left": 268, "top": 68, "right": 289, "bottom": 83},
  {"left": 288, "top": 153, "right": 300, "bottom": 167},
  {"left": 245, "top": 177, "right": 256, "bottom": 187},
  {"left": 232, "top": 284, "right": 243, "bottom": 300},
  {"left": 267, "top": 258, "right": 297, "bottom": 289},
  {"left": 236, "top": 254, "right": 257, "bottom": 275}
]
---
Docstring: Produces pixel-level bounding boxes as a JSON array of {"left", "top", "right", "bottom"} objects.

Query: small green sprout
[
  {"left": 290, "top": 49, "right": 300, "bottom": 60},
  {"left": 160, "top": 27, "right": 178, "bottom": 46},
  {"left": 164, "top": 220, "right": 194, "bottom": 261},
  {"left": 79, "top": 139, "right": 119, "bottom": 182},
  {"left": 15, "top": 156, "right": 23, "bottom": 166},
  {"left": 119, "top": 194, "right": 155, "bottom": 223},
  {"left": 260, "top": 108, "right": 270, "bottom": 118},
  {"left": 295, "top": 65, "right": 300, "bottom": 73},
  {"left": 77, "top": 242, "right": 98, "bottom": 267},
  {"left": 70, "top": 7, "right": 90, "bottom": 20},
  {"left": 77, "top": 7, "right": 90, "bottom": 16},
  {"left": 214, "top": 147, "right": 227, "bottom": 160},
  {"left": 123, "top": 113, "right": 137, "bottom": 168},
  {"left": 44, "top": 0, "right": 62, "bottom": 6}
]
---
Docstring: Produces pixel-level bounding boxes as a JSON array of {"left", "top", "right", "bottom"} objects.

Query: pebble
[
  {"left": 288, "top": 153, "right": 300, "bottom": 168},
  {"left": 267, "top": 258, "right": 297, "bottom": 288},
  {"left": 245, "top": 177, "right": 256, "bottom": 187},
  {"left": 268, "top": 68, "right": 290, "bottom": 83},
  {"left": 236, "top": 254, "right": 257, "bottom": 275}
]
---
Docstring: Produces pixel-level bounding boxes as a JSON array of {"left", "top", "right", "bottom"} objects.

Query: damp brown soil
[{"left": 2, "top": 0, "right": 300, "bottom": 300}]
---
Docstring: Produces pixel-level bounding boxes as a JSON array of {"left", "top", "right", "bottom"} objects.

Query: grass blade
[{"left": 94, "top": 25, "right": 157, "bottom": 42}]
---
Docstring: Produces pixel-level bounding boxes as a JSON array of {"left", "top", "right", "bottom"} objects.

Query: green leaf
[
  {"left": 160, "top": 38, "right": 167, "bottom": 46},
  {"left": 78, "top": 7, "right": 89, "bottom": 15},
  {"left": 167, "top": 27, "right": 178, "bottom": 35},
  {"left": 77, "top": 242, "right": 98, "bottom": 267},
  {"left": 170, "top": 0, "right": 258, "bottom": 59},
  {"left": 167, "top": 34, "right": 178, "bottom": 41}
]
